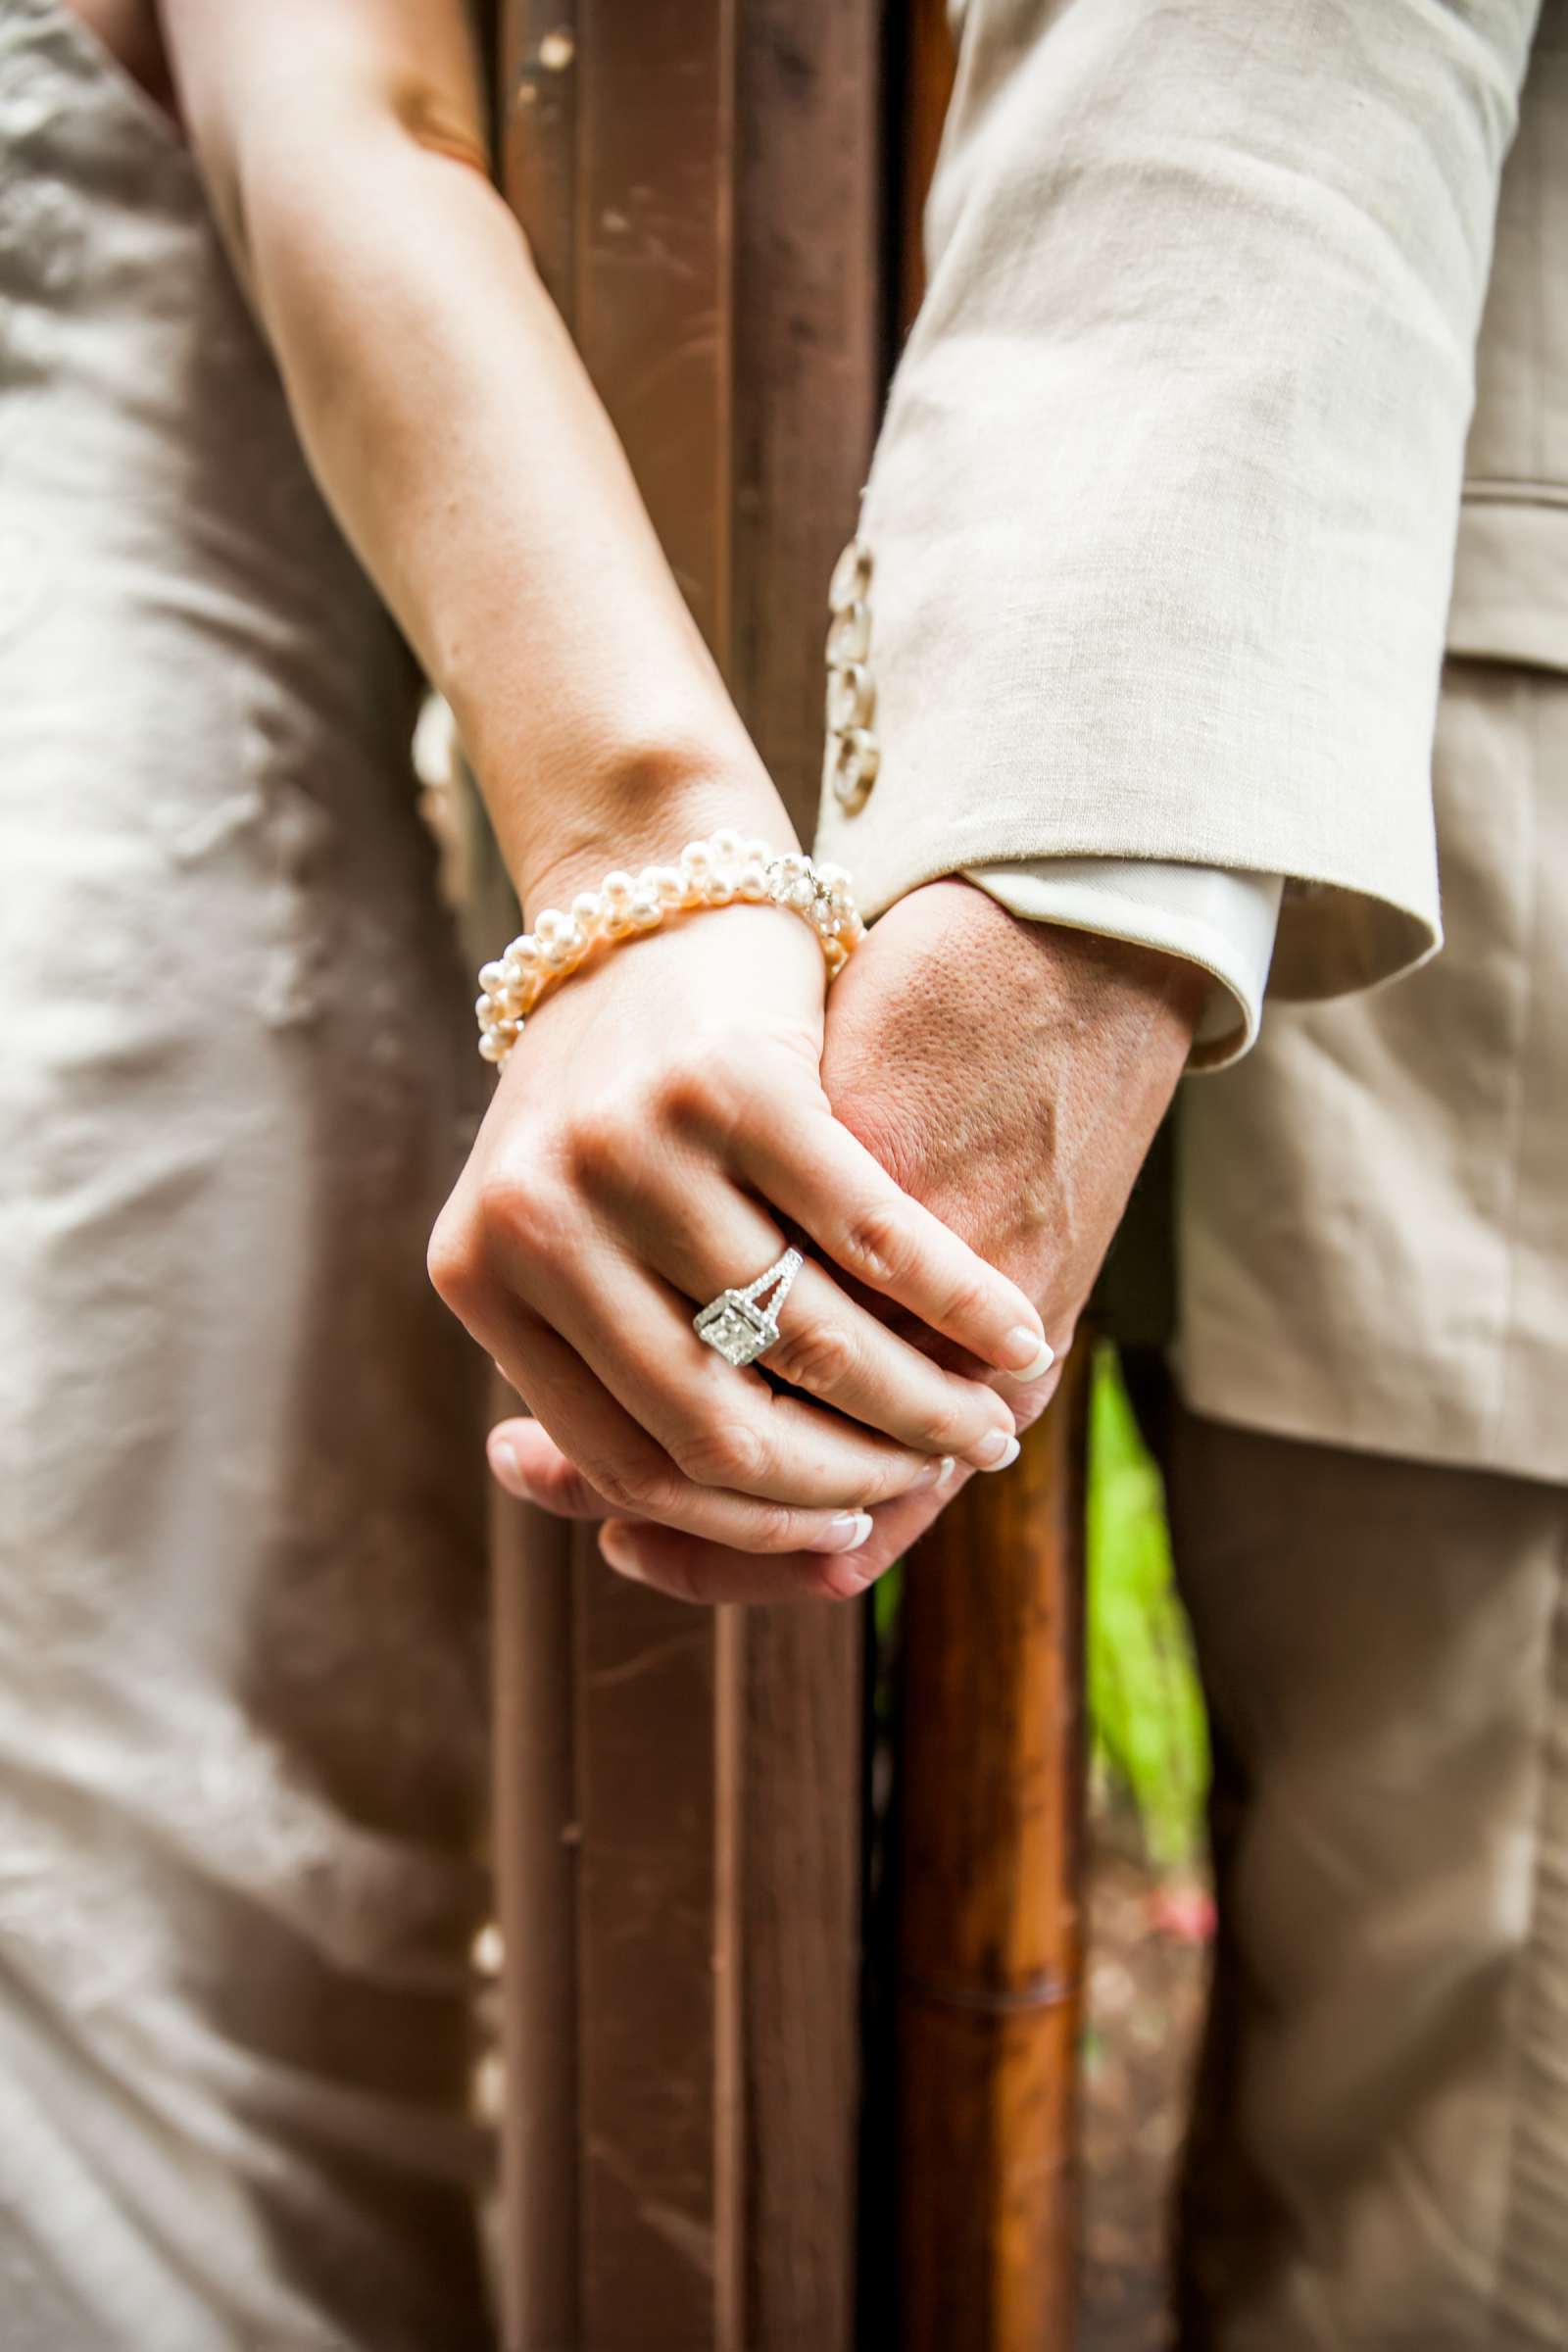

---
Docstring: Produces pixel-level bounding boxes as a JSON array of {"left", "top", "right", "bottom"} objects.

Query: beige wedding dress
[{"left": 0, "top": 3, "right": 494, "bottom": 2343}]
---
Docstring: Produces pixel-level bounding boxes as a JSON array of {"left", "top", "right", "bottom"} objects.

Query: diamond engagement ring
[{"left": 693, "top": 1250, "right": 806, "bottom": 1368}]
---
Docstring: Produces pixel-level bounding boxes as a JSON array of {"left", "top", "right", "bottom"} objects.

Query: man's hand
[{"left": 492, "top": 879, "right": 1204, "bottom": 1599}]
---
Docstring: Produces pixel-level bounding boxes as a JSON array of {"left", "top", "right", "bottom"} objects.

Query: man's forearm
[{"left": 161, "top": 0, "right": 782, "bottom": 906}]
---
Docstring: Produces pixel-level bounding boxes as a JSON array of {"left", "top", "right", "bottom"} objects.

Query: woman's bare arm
[
  {"left": 157, "top": 0, "right": 771, "bottom": 906},
  {"left": 150, "top": 0, "right": 1048, "bottom": 1559}
]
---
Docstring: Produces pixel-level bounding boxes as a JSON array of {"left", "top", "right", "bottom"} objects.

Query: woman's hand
[
  {"left": 490, "top": 879, "right": 1205, "bottom": 1601},
  {"left": 429, "top": 868, "right": 1053, "bottom": 1567}
]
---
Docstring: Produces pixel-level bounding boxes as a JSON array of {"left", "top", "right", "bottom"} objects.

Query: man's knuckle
[
  {"left": 842, "top": 1102, "right": 925, "bottom": 1198},
  {"left": 1014, "top": 1372, "right": 1057, "bottom": 1430}
]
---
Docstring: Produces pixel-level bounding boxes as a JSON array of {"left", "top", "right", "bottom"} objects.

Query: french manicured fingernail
[
  {"left": 810, "top": 1510, "right": 874, "bottom": 1553},
  {"left": 1001, "top": 1326, "right": 1055, "bottom": 1379},
  {"left": 911, "top": 1454, "right": 956, "bottom": 1492},
  {"left": 487, "top": 1434, "right": 522, "bottom": 1491},
  {"left": 971, "top": 1430, "right": 1021, "bottom": 1472}
]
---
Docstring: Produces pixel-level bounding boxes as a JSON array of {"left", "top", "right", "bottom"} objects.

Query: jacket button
[
  {"left": 826, "top": 599, "right": 871, "bottom": 665},
  {"left": 829, "top": 538, "right": 873, "bottom": 613},
  {"left": 826, "top": 662, "right": 875, "bottom": 732},
  {"left": 827, "top": 727, "right": 879, "bottom": 811}
]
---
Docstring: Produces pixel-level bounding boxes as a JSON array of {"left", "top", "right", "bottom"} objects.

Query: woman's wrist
[
  {"left": 475, "top": 833, "right": 864, "bottom": 1066},
  {"left": 484, "top": 731, "right": 801, "bottom": 921}
]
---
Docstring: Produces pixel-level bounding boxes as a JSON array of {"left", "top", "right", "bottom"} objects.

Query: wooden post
[
  {"left": 888, "top": 8, "right": 1088, "bottom": 2345},
  {"left": 491, "top": 1487, "right": 580, "bottom": 2352},
  {"left": 491, "top": 7, "right": 881, "bottom": 2345},
  {"left": 893, "top": 1351, "right": 1088, "bottom": 2351},
  {"left": 491, "top": 15, "right": 582, "bottom": 2349},
  {"left": 729, "top": 16, "right": 880, "bottom": 2337}
]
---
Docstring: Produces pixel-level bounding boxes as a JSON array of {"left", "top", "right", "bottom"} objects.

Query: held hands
[
  {"left": 429, "top": 863, "right": 1055, "bottom": 1592},
  {"left": 485, "top": 880, "right": 1206, "bottom": 1600}
]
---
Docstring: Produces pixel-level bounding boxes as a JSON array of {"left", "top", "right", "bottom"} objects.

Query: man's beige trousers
[{"left": 1169, "top": 1411, "right": 1568, "bottom": 2351}]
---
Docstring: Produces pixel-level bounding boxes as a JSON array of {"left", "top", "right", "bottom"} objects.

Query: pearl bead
[{"left": 476, "top": 835, "right": 863, "bottom": 1068}]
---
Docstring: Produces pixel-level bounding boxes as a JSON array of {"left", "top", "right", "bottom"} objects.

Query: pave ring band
[{"left": 693, "top": 1249, "right": 805, "bottom": 1368}]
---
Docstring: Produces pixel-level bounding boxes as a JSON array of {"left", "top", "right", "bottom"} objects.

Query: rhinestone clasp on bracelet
[{"left": 474, "top": 831, "right": 865, "bottom": 1068}]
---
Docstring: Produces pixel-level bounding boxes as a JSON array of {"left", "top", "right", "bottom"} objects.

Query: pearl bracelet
[{"left": 474, "top": 831, "right": 865, "bottom": 1067}]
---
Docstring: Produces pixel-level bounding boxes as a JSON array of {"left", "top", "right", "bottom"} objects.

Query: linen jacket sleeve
[{"left": 812, "top": 0, "right": 1540, "bottom": 1002}]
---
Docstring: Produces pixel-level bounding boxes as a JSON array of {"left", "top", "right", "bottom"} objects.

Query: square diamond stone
[{"left": 695, "top": 1293, "right": 777, "bottom": 1367}]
